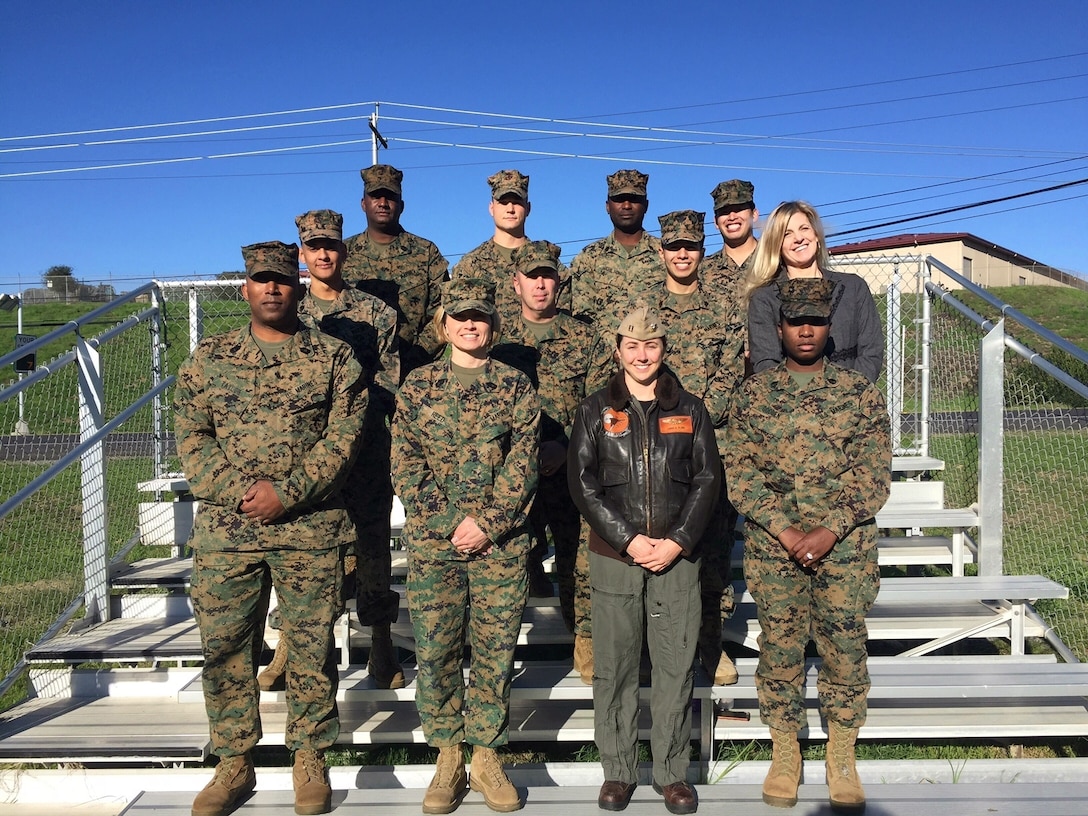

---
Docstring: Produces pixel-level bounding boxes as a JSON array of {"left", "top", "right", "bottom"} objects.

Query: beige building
[{"left": 829, "top": 232, "right": 1084, "bottom": 294}]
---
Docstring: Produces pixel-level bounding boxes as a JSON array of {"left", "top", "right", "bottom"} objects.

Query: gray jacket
[{"left": 748, "top": 268, "right": 884, "bottom": 384}]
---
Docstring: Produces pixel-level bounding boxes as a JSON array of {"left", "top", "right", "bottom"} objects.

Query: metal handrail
[
  {"left": 925, "top": 256, "right": 1088, "bottom": 402},
  {"left": 0, "top": 282, "right": 159, "bottom": 370}
]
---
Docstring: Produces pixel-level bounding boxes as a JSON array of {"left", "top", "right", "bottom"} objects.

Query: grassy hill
[
  {"left": 0, "top": 300, "right": 144, "bottom": 366},
  {"left": 965, "top": 285, "right": 1088, "bottom": 352}
]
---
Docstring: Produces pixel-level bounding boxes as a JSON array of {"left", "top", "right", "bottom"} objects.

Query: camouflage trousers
[
  {"left": 407, "top": 553, "right": 528, "bottom": 748},
  {"left": 527, "top": 467, "right": 588, "bottom": 633},
  {"left": 590, "top": 551, "right": 701, "bottom": 787},
  {"left": 346, "top": 432, "right": 400, "bottom": 627},
  {"left": 574, "top": 517, "right": 593, "bottom": 637},
  {"left": 744, "top": 527, "right": 880, "bottom": 732},
  {"left": 190, "top": 547, "right": 342, "bottom": 755}
]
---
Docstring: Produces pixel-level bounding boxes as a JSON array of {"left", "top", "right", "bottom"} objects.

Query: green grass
[
  {"left": 0, "top": 300, "right": 145, "bottom": 363},
  {"left": 0, "top": 457, "right": 162, "bottom": 690},
  {"left": 2, "top": 289, "right": 1087, "bottom": 761}
]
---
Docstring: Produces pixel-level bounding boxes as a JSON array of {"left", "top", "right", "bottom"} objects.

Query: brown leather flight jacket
[{"left": 568, "top": 367, "right": 721, "bottom": 564}]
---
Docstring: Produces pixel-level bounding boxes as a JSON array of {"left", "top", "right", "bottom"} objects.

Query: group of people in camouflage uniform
[{"left": 173, "top": 160, "right": 889, "bottom": 816}]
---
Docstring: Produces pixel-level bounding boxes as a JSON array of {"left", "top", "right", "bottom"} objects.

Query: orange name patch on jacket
[{"left": 658, "top": 415, "right": 693, "bottom": 434}]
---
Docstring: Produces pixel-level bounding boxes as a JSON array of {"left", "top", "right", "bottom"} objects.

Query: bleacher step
[{"left": 117, "top": 781, "right": 1088, "bottom": 816}]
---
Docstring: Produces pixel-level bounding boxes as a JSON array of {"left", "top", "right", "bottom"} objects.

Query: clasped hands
[
  {"left": 240, "top": 480, "right": 286, "bottom": 525},
  {"left": 626, "top": 533, "right": 683, "bottom": 573},
  {"left": 778, "top": 525, "right": 836, "bottom": 568},
  {"left": 451, "top": 516, "right": 493, "bottom": 557}
]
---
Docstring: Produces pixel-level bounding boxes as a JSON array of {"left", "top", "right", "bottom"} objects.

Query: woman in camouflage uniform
[
  {"left": 392, "top": 277, "right": 540, "bottom": 814},
  {"left": 727, "top": 278, "right": 890, "bottom": 812}
]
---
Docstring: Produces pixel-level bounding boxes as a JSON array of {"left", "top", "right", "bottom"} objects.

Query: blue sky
[{"left": 1, "top": 0, "right": 1086, "bottom": 295}]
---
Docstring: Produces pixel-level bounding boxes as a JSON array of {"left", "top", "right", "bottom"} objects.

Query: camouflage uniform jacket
[
  {"left": 452, "top": 238, "right": 572, "bottom": 327},
  {"left": 490, "top": 313, "right": 613, "bottom": 447},
  {"left": 391, "top": 358, "right": 541, "bottom": 561},
  {"left": 726, "top": 361, "right": 890, "bottom": 553},
  {"left": 635, "top": 282, "right": 745, "bottom": 452},
  {"left": 174, "top": 324, "right": 366, "bottom": 552},
  {"left": 570, "top": 231, "right": 665, "bottom": 324},
  {"left": 299, "top": 286, "right": 400, "bottom": 421},
  {"left": 702, "top": 245, "right": 754, "bottom": 303},
  {"left": 342, "top": 228, "right": 448, "bottom": 377}
]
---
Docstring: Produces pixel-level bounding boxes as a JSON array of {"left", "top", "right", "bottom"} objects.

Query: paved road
[
  {"left": 2, "top": 411, "right": 1085, "bottom": 462},
  {"left": 0, "top": 433, "right": 177, "bottom": 461},
  {"left": 900, "top": 408, "right": 1088, "bottom": 434}
]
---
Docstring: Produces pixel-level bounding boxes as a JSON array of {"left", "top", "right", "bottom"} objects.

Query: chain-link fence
[
  {"left": 926, "top": 270, "right": 1088, "bottom": 661},
  {"left": 159, "top": 280, "right": 251, "bottom": 378},
  {"left": 2, "top": 266, "right": 1084, "bottom": 705},
  {"left": 0, "top": 286, "right": 170, "bottom": 700},
  {"left": 829, "top": 254, "right": 929, "bottom": 455}
]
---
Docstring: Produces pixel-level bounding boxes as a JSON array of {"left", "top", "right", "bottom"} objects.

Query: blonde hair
[
  {"left": 433, "top": 306, "right": 500, "bottom": 349},
  {"left": 741, "top": 200, "right": 830, "bottom": 309}
]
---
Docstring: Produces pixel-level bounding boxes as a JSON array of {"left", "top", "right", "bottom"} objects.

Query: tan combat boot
[
  {"left": 191, "top": 752, "right": 256, "bottom": 816},
  {"left": 367, "top": 623, "right": 406, "bottom": 690},
  {"left": 762, "top": 728, "right": 802, "bottom": 808},
  {"left": 705, "top": 648, "right": 739, "bottom": 686},
  {"left": 292, "top": 749, "right": 332, "bottom": 815},
  {"left": 423, "top": 744, "right": 467, "bottom": 814},
  {"left": 470, "top": 745, "right": 522, "bottom": 812},
  {"left": 698, "top": 612, "right": 739, "bottom": 686},
  {"left": 826, "top": 721, "right": 865, "bottom": 812},
  {"left": 257, "top": 638, "right": 288, "bottom": 692},
  {"left": 573, "top": 634, "right": 594, "bottom": 685}
]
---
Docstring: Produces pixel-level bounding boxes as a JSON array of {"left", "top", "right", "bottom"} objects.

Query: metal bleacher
[{"left": 3, "top": 454, "right": 1088, "bottom": 813}]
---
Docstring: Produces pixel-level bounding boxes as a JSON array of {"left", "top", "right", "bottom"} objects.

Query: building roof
[
  {"left": 829, "top": 232, "right": 1085, "bottom": 290},
  {"left": 829, "top": 233, "right": 972, "bottom": 256}
]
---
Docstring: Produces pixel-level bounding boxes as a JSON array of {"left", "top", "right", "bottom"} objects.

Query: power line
[{"left": 828, "top": 177, "right": 1088, "bottom": 238}]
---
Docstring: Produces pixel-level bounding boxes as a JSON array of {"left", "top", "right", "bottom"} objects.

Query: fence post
[
  {"left": 977, "top": 319, "right": 1005, "bottom": 577},
  {"left": 887, "top": 264, "right": 902, "bottom": 452},
  {"left": 188, "top": 286, "right": 203, "bottom": 354},
  {"left": 151, "top": 285, "right": 168, "bottom": 482},
  {"left": 76, "top": 336, "right": 110, "bottom": 623}
]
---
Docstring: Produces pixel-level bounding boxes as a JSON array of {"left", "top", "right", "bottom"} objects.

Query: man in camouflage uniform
[
  {"left": 490, "top": 241, "right": 612, "bottom": 659},
  {"left": 626, "top": 210, "right": 746, "bottom": 687},
  {"left": 726, "top": 278, "right": 890, "bottom": 811},
  {"left": 342, "top": 164, "right": 449, "bottom": 378},
  {"left": 702, "top": 179, "right": 759, "bottom": 301},
  {"left": 175, "top": 241, "right": 365, "bottom": 816},
  {"left": 452, "top": 169, "right": 570, "bottom": 329},
  {"left": 570, "top": 169, "right": 665, "bottom": 325},
  {"left": 254, "top": 209, "right": 404, "bottom": 692}
]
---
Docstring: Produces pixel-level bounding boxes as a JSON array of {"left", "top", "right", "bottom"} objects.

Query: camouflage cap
[
  {"left": 513, "top": 240, "right": 560, "bottom": 275},
  {"left": 778, "top": 278, "right": 834, "bottom": 319},
  {"left": 710, "top": 179, "right": 755, "bottom": 211},
  {"left": 241, "top": 241, "right": 300, "bottom": 280},
  {"left": 658, "top": 210, "right": 705, "bottom": 245},
  {"left": 443, "top": 276, "right": 497, "bottom": 317},
  {"left": 488, "top": 169, "right": 529, "bottom": 201},
  {"left": 295, "top": 209, "right": 344, "bottom": 243},
  {"left": 616, "top": 304, "right": 666, "bottom": 341},
  {"left": 606, "top": 169, "right": 649, "bottom": 198},
  {"left": 360, "top": 164, "right": 403, "bottom": 197}
]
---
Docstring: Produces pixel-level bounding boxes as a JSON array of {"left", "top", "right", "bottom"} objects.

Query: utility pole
[{"left": 368, "top": 103, "right": 388, "bottom": 167}]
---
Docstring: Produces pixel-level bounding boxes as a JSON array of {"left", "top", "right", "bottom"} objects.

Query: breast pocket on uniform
[
  {"left": 280, "top": 386, "right": 329, "bottom": 436},
  {"left": 479, "top": 423, "right": 512, "bottom": 469}
]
